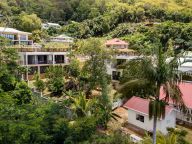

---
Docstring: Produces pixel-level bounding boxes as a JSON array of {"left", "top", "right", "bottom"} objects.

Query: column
[
  {"left": 53, "top": 54, "right": 55, "bottom": 65},
  {"left": 65, "top": 55, "right": 68, "bottom": 64},
  {"left": 26, "top": 54, "right": 29, "bottom": 85},
  {"left": 18, "top": 34, "right": 20, "bottom": 46},
  {"left": 38, "top": 66, "right": 40, "bottom": 75}
]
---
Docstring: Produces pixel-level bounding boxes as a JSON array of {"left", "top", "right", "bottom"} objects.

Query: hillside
[
  {"left": 1, "top": 0, "right": 192, "bottom": 23},
  {"left": 0, "top": 0, "right": 192, "bottom": 54}
]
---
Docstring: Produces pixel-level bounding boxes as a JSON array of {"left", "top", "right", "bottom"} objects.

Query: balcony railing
[
  {"left": 5, "top": 45, "right": 69, "bottom": 52},
  {"left": 19, "top": 60, "right": 66, "bottom": 65},
  {"left": 55, "top": 60, "right": 65, "bottom": 64}
]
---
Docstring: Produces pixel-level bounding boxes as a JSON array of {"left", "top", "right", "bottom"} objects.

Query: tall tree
[
  {"left": 119, "top": 45, "right": 184, "bottom": 144},
  {"left": 13, "top": 13, "right": 42, "bottom": 32},
  {"left": 79, "top": 38, "right": 111, "bottom": 93},
  {"left": 46, "top": 66, "right": 65, "bottom": 96},
  {"left": 33, "top": 72, "right": 45, "bottom": 97}
]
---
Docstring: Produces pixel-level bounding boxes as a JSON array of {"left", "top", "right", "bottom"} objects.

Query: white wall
[
  {"left": 159, "top": 111, "right": 176, "bottom": 134},
  {"left": 106, "top": 55, "right": 139, "bottom": 77},
  {"left": 127, "top": 109, "right": 176, "bottom": 134},
  {"left": 19, "top": 52, "right": 69, "bottom": 66}
]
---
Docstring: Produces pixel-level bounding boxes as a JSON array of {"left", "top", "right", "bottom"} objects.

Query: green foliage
[
  {"left": 31, "top": 30, "right": 49, "bottom": 43},
  {"left": 46, "top": 66, "right": 65, "bottom": 96},
  {"left": 81, "top": 131, "right": 131, "bottom": 144},
  {"left": 33, "top": 73, "right": 45, "bottom": 92},
  {"left": 47, "top": 27, "right": 59, "bottom": 36},
  {"left": 0, "top": 72, "right": 16, "bottom": 92},
  {"left": 64, "top": 59, "right": 81, "bottom": 78},
  {"left": 119, "top": 46, "right": 184, "bottom": 143},
  {"left": 1, "top": 0, "right": 192, "bottom": 40},
  {"left": 107, "top": 23, "right": 139, "bottom": 38},
  {"left": 12, "top": 81, "right": 32, "bottom": 105},
  {"left": 13, "top": 13, "right": 42, "bottom": 32},
  {"left": 68, "top": 116, "right": 97, "bottom": 143},
  {"left": 80, "top": 38, "right": 110, "bottom": 90},
  {"left": 47, "top": 78, "right": 64, "bottom": 96},
  {"left": 70, "top": 92, "right": 95, "bottom": 117},
  {"left": 0, "top": 94, "right": 50, "bottom": 144},
  {"left": 0, "top": 36, "right": 10, "bottom": 46},
  {"left": 142, "top": 128, "right": 189, "bottom": 144},
  {"left": 167, "top": 128, "right": 189, "bottom": 144}
]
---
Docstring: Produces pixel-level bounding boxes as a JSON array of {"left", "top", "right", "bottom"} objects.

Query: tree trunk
[
  {"left": 152, "top": 114, "right": 157, "bottom": 144},
  {"left": 153, "top": 84, "right": 160, "bottom": 144}
]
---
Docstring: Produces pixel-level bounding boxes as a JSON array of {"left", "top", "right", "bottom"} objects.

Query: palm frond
[{"left": 163, "top": 82, "right": 185, "bottom": 107}]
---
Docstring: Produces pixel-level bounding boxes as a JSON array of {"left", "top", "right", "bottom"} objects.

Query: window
[
  {"left": 0, "top": 34, "right": 14, "bottom": 40},
  {"left": 136, "top": 114, "right": 144, "bottom": 122},
  {"left": 112, "top": 71, "right": 121, "bottom": 80},
  {"left": 20, "top": 35, "right": 27, "bottom": 40}
]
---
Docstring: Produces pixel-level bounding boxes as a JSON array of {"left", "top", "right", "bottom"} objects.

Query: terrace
[
  {"left": 5, "top": 45, "right": 69, "bottom": 52},
  {"left": 20, "top": 55, "right": 66, "bottom": 66}
]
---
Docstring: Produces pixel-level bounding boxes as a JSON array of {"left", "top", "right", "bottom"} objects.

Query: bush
[
  {"left": 69, "top": 116, "right": 97, "bottom": 142},
  {"left": 47, "top": 78, "right": 64, "bottom": 96},
  {"left": 12, "top": 81, "right": 32, "bottom": 105}
]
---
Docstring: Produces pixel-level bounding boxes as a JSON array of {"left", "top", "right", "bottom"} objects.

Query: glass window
[
  {"left": 20, "top": 35, "right": 27, "bottom": 40},
  {"left": 136, "top": 114, "right": 144, "bottom": 122}
]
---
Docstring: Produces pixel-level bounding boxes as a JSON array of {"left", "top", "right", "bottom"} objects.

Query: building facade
[
  {"left": 19, "top": 51, "right": 69, "bottom": 80},
  {"left": 0, "top": 27, "right": 33, "bottom": 45},
  {"left": 0, "top": 27, "right": 70, "bottom": 80},
  {"left": 160, "top": 82, "right": 192, "bottom": 126},
  {"left": 42, "top": 23, "right": 61, "bottom": 29},
  {"left": 105, "top": 38, "right": 138, "bottom": 80},
  {"left": 123, "top": 96, "right": 176, "bottom": 134},
  {"left": 49, "top": 34, "right": 74, "bottom": 47}
]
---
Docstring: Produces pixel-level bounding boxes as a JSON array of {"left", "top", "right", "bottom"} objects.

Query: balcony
[
  {"left": 11, "top": 40, "right": 33, "bottom": 45},
  {"left": 15, "top": 47, "right": 68, "bottom": 52}
]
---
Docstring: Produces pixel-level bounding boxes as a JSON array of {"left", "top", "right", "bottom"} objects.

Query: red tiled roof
[
  {"left": 123, "top": 96, "right": 174, "bottom": 116},
  {"left": 160, "top": 82, "right": 192, "bottom": 109},
  {"left": 105, "top": 38, "right": 128, "bottom": 45}
]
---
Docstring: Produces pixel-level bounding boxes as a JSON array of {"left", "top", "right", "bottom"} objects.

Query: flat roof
[{"left": 0, "top": 27, "right": 31, "bottom": 35}]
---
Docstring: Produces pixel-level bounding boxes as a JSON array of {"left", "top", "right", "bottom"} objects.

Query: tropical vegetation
[{"left": 0, "top": 0, "right": 192, "bottom": 143}]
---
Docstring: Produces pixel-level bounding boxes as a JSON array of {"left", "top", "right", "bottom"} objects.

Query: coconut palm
[
  {"left": 118, "top": 46, "right": 184, "bottom": 144},
  {"left": 70, "top": 92, "right": 95, "bottom": 117}
]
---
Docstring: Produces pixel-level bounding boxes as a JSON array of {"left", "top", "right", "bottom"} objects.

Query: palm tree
[
  {"left": 118, "top": 46, "right": 184, "bottom": 144},
  {"left": 95, "top": 102, "right": 121, "bottom": 129},
  {"left": 70, "top": 92, "right": 95, "bottom": 117},
  {"left": 142, "top": 132, "right": 177, "bottom": 144}
]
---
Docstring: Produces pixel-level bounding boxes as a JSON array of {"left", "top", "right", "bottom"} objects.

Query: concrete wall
[
  {"left": 106, "top": 55, "right": 139, "bottom": 78},
  {"left": 127, "top": 109, "right": 176, "bottom": 134}
]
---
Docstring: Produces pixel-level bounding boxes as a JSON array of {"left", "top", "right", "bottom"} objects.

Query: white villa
[
  {"left": 50, "top": 34, "right": 74, "bottom": 45},
  {"left": 123, "top": 96, "right": 176, "bottom": 134},
  {"left": 105, "top": 38, "right": 138, "bottom": 81},
  {"left": 42, "top": 23, "right": 61, "bottom": 29},
  {"left": 178, "top": 52, "right": 192, "bottom": 74},
  {"left": 0, "top": 27, "right": 33, "bottom": 45},
  {"left": 0, "top": 27, "right": 69, "bottom": 80}
]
